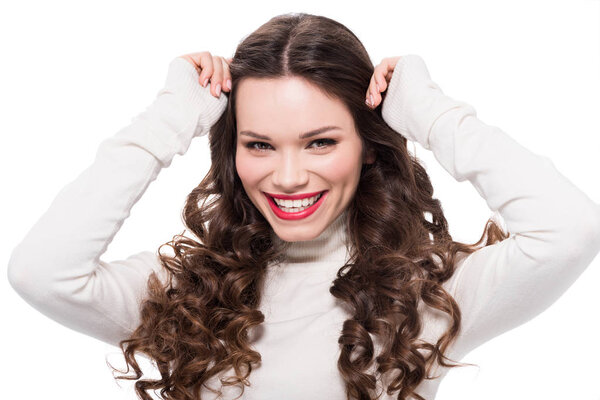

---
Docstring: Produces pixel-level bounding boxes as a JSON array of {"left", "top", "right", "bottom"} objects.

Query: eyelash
[{"left": 245, "top": 138, "right": 338, "bottom": 153}]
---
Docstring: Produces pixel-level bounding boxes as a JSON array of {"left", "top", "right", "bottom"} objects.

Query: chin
[{"left": 272, "top": 225, "right": 322, "bottom": 243}]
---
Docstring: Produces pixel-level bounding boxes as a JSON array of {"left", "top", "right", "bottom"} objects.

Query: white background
[{"left": 1, "top": 0, "right": 599, "bottom": 399}]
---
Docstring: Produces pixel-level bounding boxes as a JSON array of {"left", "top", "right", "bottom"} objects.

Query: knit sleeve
[
  {"left": 6, "top": 57, "right": 228, "bottom": 348},
  {"left": 381, "top": 55, "right": 600, "bottom": 355}
]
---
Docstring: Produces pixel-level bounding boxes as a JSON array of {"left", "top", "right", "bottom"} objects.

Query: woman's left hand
[{"left": 365, "top": 56, "right": 402, "bottom": 109}]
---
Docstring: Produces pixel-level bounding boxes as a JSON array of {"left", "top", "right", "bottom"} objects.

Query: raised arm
[
  {"left": 6, "top": 57, "right": 228, "bottom": 347},
  {"left": 379, "top": 54, "right": 600, "bottom": 355}
]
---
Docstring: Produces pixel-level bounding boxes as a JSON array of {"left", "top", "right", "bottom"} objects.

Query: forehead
[{"left": 235, "top": 76, "right": 354, "bottom": 136}]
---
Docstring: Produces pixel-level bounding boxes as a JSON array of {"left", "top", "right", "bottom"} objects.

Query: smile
[{"left": 263, "top": 190, "right": 328, "bottom": 220}]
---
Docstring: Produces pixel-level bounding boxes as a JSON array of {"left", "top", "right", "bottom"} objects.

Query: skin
[
  {"left": 178, "top": 51, "right": 400, "bottom": 107},
  {"left": 178, "top": 51, "right": 402, "bottom": 241},
  {"left": 235, "top": 76, "right": 375, "bottom": 242}
]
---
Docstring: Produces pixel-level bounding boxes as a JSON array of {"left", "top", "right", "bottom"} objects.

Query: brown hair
[{"left": 109, "top": 12, "right": 509, "bottom": 400}]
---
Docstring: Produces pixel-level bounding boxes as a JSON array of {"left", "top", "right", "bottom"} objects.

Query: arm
[
  {"left": 6, "top": 57, "right": 227, "bottom": 347},
  {"left": 381, "top": 55, "right": 600, "bottom": 355}
]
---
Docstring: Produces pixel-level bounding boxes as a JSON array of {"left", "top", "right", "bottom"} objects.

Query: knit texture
[{"left": 8, "top": 54, "right": 600, "bottom": 399}]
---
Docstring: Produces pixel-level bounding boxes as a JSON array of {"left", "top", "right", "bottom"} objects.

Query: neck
[{"left": 270, "top": 210, "right": 350, "bottom": 264}]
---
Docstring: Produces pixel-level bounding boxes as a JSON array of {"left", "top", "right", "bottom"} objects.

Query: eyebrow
[{"left": 239, "top": 125, "right": 342, "bottom": 140}]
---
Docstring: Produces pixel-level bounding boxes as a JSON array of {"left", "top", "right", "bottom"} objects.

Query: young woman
[{"left": 7, "top": 12, "right": 600, "bottom": 400}]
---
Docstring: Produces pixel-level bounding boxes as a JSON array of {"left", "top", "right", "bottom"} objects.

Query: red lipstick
[{"left": 263, "top": 190, "right": 328, "bottom": 220}]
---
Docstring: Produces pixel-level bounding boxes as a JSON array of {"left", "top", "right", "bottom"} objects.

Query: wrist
[
  {"left": 158, "top": 57, "right": 228, "bottom": 137},
  {"left": 381, "top": 54, "right": 463, "bottom": 150}
]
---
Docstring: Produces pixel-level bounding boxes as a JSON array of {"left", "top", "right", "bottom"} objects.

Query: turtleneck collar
[{"left": 270, "top": 210, "right": 351, "bottom": 264}]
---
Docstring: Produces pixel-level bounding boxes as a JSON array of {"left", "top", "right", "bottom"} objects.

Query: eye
[
  {"left": 246, "top": 141, "right": 272, "bottom": 152},
  {"left": 244, "top": 138, "right": 338, "bottom": 153},
  {"left": 308, "top": 138, "right": 337, "bottom": 150}
]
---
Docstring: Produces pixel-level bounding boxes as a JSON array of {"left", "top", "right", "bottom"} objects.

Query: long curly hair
[{"left": 109, "top": 12, "right": 509, "bottom": 400}]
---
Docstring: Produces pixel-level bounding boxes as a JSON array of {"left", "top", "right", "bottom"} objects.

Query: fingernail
[
  {"left": 370, "top": 94, "right": 374, "bottom": 106},
  {"left": 376, "top": 83, "right": 380, "bottom": 92},
  {"left": 216, "top": 83, "right": 221, "bottom": 96},
  {"left": 226, "top": 79, "right": 232, "bottom": 90},
  {"left": 203, "top": 78, "right": 209, "bottom": 87},
  {"left": 365, "top": 97, "right": 371, "bottom": 106}
]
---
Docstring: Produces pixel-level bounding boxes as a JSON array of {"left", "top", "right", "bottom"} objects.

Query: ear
[{"left": 364, "top": 147, "right": 376, "bottom": 164}]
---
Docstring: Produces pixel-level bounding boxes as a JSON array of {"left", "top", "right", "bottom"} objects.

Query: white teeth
[{"left": 273, "top": 192, "right": 323, "bottom": 210}]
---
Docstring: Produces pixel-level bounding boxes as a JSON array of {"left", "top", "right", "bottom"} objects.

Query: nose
[{"left": 271, "top": 152, "right": 309, "bottom": 191}]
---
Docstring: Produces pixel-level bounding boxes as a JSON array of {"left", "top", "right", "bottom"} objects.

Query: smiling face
[{"left": 235, "top": 76, "right": 375, "bottom": 242}]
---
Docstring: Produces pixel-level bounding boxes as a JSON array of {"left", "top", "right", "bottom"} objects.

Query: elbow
[
  {"left": 7, "top": 250, "right": 31, "bottom": 296},
  {"left": 7, "top": 245, "right": 24, "bottom": 291},
  {"left": 575, "top": 199, "right": 600, "bottom": 250},
  {"left": 559, "top": 200, "right": 600, "bottom": 266},
  {"left": 6, "top": 260, "right": 19, "bottom": 293},
  {"left": 6, "top": 245, "right": 43, "bottom": 300},
  {"left": 529, "top": 200, "right": 600, "bottom": 269},
  {"left": 588, "top": 202, "right": 600, "bottom": 252}
]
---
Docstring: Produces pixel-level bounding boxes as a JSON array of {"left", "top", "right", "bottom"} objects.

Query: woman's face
[{"left": 235, "top": 76, "right": 375, "bottom": 242}]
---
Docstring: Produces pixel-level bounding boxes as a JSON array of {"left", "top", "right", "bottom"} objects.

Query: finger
[
  {"left": 196, "top": 53, "right": 214, "bottom": 88},
  {"left": 371, "top": 73, "right": 384, "bottom": 108},
  {"left": 366, "top": 63, "right": 388, "bottom": 108},
  {"left": 365, "top": 71, "right": 377, "bottom": 108},
  {"left": 382, "top": 56, "right": 401, "bottom": 84},
  {"left": 369, "top": 57, "right": 402, "bottom": 108},
  {"left": 221, "top": 57, "right": 232, "bottom": 92},
  {"left": 385, "top": 71, "right": 393, "bottom": 82},
  {"left": 183, "top": 51, "right": 209, "bottom": 67},
  {"left": 178, "top": 55, "right": 198, "bottom": 70},
  {"left": 367, "top": 74, "right": 379, "bottom": 108},
  {"left": 180, "top": 52, "right": 210, "bottom": 79},
  {"left": 365, "top": 79, "right": 373, "bottom": 108},
  {"left": 210, "top": 56, "right": 224, "bottom": 97},
  {"left": 373, "top": 61, "right": 391, "bottom": 93}
]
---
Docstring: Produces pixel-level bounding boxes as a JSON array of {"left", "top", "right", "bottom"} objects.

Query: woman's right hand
[{"left": 178, "top": 51, "right": 233, "bottom": 98}]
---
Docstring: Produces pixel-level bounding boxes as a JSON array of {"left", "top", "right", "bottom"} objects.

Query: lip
[
  {"left": 263, "top": 190, "right": 325, "bottom": 200},
  {"left": 263, "top": 190, "right": 328, "bottom": 220}
]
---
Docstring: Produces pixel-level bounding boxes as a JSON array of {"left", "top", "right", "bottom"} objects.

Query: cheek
[
  {"left": 235, "top": 152, "right": 251, "bottom": 183},
  {"left": 320, "top": 147, "right": 362, "bottom": 183},
  {"left": 236, "top": 152, "right": 264, "bottom": 188}
]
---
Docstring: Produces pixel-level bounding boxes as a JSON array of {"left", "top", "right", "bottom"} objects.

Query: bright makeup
[{"left": 264, "top": 190, "right": 328, "bottom": 220}]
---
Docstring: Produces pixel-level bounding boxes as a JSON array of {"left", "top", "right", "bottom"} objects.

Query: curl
[{"left": 108, "top": 12, "right": 509, "bottom": 400}]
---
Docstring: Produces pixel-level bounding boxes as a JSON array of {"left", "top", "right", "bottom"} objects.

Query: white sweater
[{"left": 7, "top": 55, "right": 600, "bottom": 400}]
